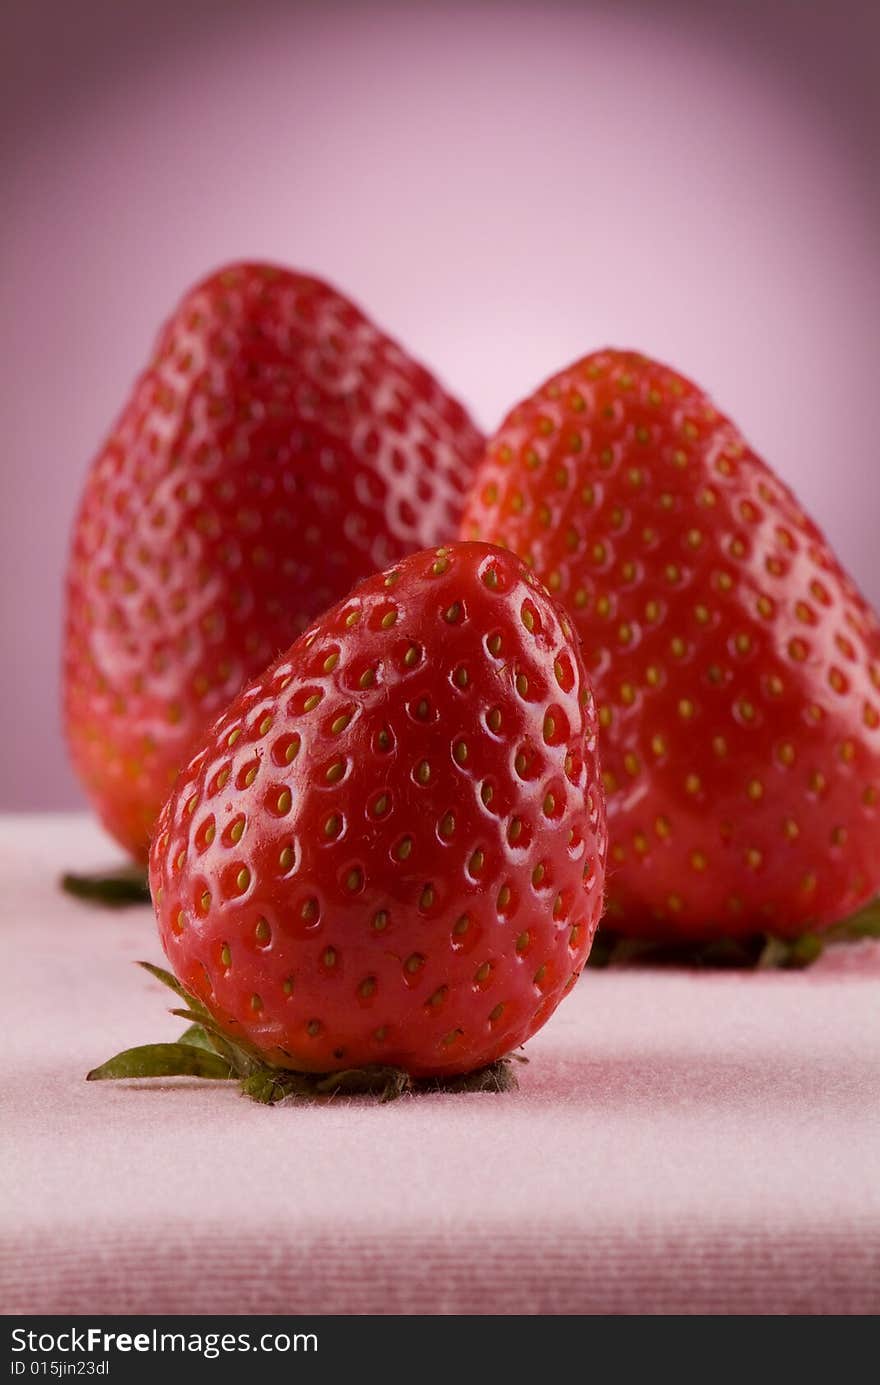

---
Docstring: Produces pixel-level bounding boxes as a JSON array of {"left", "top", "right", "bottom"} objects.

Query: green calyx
[
  {"left": 588, "top": 896, "right": 880, "bottom": 970},
  {"left": 86, "top": 962, "right": 520, "bottom": 1105},
  {"left": 61, "top": 867, "right": 151, "bottom": 907}
]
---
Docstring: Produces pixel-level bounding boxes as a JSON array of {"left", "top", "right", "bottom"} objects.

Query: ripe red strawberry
[
  {"left": 461, "top": 350, "right": 880, "bottom": 942},
  {"left": 91, "top": 541, "right": 605, "bottom": 1092},
  {"left": 64, "top": 262, "right": 484, "bottom": 862}
]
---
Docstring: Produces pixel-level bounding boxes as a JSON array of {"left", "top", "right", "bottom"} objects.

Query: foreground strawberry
[
  {"left": 64, "top": 263, "right": 483, "bottom": 863},
  {"left": 461, "top": 350, "right": 880, "bottom": 943},
  {"left": 88, "top": 542, "right": 606, "bottom": 1097}
]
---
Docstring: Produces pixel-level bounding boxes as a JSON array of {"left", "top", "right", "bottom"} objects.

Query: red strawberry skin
[
  {"left": 64, "top": 263, "right": 484, "bottom": 862},
  {"left": 461, "top": 350, "right": 880, "bottom": 940},
  {"left": 149, "top": 542, "right": 606, "bottom": 1078}
]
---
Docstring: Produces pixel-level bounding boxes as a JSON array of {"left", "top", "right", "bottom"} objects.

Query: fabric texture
[{"left": 2, "top": 814, "right": 878, "bottom": 1316}]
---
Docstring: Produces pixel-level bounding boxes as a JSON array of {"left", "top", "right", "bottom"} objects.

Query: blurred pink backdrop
[{"left": 1, "top": 0, "right": 878, "bottom": 809}]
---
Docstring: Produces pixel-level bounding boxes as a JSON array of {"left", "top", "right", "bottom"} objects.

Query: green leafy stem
[
  {"left": 61, "top": 867, "right": 151, "bottom": 907},
  {"left": 587, "top": 896, "right": 880, "bottom": 970},
  {"left": 86, "top": 962, "right": 520, "bottom": 1105}
]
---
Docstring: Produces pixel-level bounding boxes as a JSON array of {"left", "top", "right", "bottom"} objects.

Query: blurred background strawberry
[
  {"left": 1, "top": 0, "right": 878, "bottom": 815},
  {"left": 63, "top": 263, "right": 482, "bottom": 858}
]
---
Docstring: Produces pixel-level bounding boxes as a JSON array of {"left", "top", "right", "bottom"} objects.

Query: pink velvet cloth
[{"left": 2, "top": 815, "right": 878, "bottom": 1316}]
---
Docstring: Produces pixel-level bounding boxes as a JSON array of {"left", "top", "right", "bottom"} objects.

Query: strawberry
[
  {"left": 63, "top": 262, "right": 484, "bottom": 863},
  {"left": 461, "top": 350, "right": 880, "bottom": 942},
  {"left": 89, "top": 542, "right": 606, "bottom": 1095}
]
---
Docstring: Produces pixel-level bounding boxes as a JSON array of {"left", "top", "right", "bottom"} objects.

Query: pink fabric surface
[{"left": 2, "top": 814, "right": 879, "bottom": 1316}]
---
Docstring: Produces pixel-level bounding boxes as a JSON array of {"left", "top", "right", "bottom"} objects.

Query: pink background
[{"left": 1, "top": 0, "right": 878, "bottom": 810}]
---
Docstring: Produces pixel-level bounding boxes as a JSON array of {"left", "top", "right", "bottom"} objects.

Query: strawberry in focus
[
  {"left": 64, "top": 263, "right": 484, "bottom": 862},
  {"left": 139, "top": 542, "right": 605, "bottom": 1083},
  {"left": 461, "top": 350, "right": 880, "bottom": 941}
]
